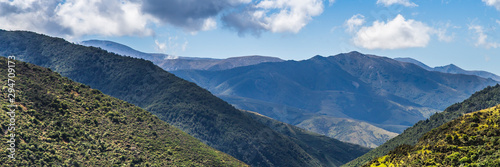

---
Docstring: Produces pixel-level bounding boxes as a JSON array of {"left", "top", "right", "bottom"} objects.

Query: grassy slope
[
  {"left": 0, "top": 30, "right": 370, "bottom": 167},
  {"left": 344, "top": 84, "right": 500, "bottom": 166},
  {"left": 297, "top": 116, "right": 398, "bottom": 148},
  {"left": 0, "top": 57, "right": 246, "bottom": 166},
  {"left": 365, "top": 105, "right": 500, "bottom": 166}
]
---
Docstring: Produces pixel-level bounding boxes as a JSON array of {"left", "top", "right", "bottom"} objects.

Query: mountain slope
[
  {"left": 332, "top": 52, "right": 496, "bottom": 110},
  {"left": 80, "top": 40, "right": 172, "bottom": 60},
  {"left": 344, "top": 84, "right": 500, "bottom": 166},
  {"left": 243, "top": 110, "right": 371, "bottom": 166},
  {"left": 0, "top": 57, "right": 246, "bottom": 166},
  {"left": 395, "top": 57, "right": 500, "bottom": 81},
  {"left": 0, "top": 30, "right": 369, "bottom": 167},
  {"left": 81, "top": 40, "right": 284, "bottom": 71},
  {"left": 393, "top": 57, "right": 433, "bottom": 71},
  {"left": 365, "top": 104, "right": 500, "bottom": 166},
  {"left": 297, "top": 117, "right": 398, "bottom": 148}
]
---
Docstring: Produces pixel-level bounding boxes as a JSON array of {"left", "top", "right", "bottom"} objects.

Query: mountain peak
[
  {"left": 347, "top": 51, "right": 363, "bottom": 55},
  {"left": 311, "top": 55, "right": 325, "bottom": 59}
]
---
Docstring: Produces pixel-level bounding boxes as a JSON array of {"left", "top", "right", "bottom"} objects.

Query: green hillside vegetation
[
  {"left": 344, "top": 84, "right": 500, "bottom": 166},
  {"left": 0, "top": 57, "right": 246, "bottom": 166},
  {"left": 0, "top": 30, "right": 370, "bottom": 166},
  {"left": 365, "top": 105, "right": 500, "bottom": 166},
  {"left": 243, "top": 110, "right": 371, "bottom": 166}
]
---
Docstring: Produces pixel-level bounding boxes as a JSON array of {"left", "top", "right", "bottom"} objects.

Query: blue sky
[{"left": 1, "top": 0, "right": 500, "bottom": 74}]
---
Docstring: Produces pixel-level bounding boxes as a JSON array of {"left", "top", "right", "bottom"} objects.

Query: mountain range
[
  {"left": 395, "top": 57, "right": 500, "bottom": 81},
  {"left": 80, "top": 40, "right": 284, "bottom": 71},
  {"left": 0, "top": 57, "right": 246, "bottom": 166},
  {"left": 81, "top": 40, "right": 500, "bottom": 149},
  {"left": 0, "top": 30, "right": 369, "bottom": 167},
  {"left": 172, "top": 51, "right": 498, "bottom": 148}
]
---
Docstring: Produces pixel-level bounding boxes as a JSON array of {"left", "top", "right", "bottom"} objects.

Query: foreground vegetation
[
  {"left": 366, "top": 105, "right": 500, "bottom": 166},
  {"left": 0, "top": 57, "right": 246, "bottom": 166},
  {"left": 344, "top": 84, "right": 500, "bottom": 166}
]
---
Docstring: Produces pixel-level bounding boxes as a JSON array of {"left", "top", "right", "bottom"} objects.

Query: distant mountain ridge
[
  {"left": 0, "top": 30, "right": 369, "bottom": 167},
  {"left": 395, "top": 57, "right": 500, "bottom": 81},
  {"left": 81, "top": 40, "right": 284, "bottom": 71}
]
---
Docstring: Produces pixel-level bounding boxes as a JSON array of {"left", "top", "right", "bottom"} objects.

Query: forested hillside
[
  {"left": 365, "top": 105, "right": 500, "bottom": 166},
  {"left": 0, "top": 57, "right": 246, "bottom": 166},
  {"left": 345, "top": 84, "right": 500, "bottom": 166}
]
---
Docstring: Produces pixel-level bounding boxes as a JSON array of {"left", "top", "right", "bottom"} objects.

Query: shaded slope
[
  {"left": 365, "top": 105, "right": 500, "bottom": 166},
  {"left": 344, "top": 84, "right": 500, "bottom": 166},
  {"left": 0, "top": 57, "right": 246, "bottom": 166},
  {"left": 0, "top": 30, "right": 368, "bottom": 167}
]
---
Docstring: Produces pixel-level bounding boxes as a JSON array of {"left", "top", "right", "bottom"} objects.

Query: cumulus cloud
[
  {"left": 222, "top": 0, "right": 324, "bottom": 36},
  {"left": 469, "top": 25, "right": 500, "bottom": 49},
  {"left": 353, "top": 14, "right": 431, "bottom": 49},
  {"left": 0, "top": 0, "right": 154, "bottom": 38},
  {"left": 483, "top": 0, "right": 500, "bottom": 11},
  {"left": 344, "top": 14, "right": 365, "bottom": 33},
  {"left": 376, "top": 0, "right": 418, "bottom": 7},
  {"left": 56, "top": 0, "right": 154, "bottom": 37},
  {"left": 0, "top": 0, "right": 325, "bottom": 38},
  {"left": 0, "top": 0, "right": 71, "bottom": 36}
]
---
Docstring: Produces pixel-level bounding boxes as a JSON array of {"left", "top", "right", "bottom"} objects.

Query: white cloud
[
  {"left": 344, "top": 14, "right": 365, "bottom": 33},
  {"left": 435, "top": 28, "right": 453, "bottom": 42},
  {"left": 155, "top": 40, "right": 167, "bottom": 53},
  {"left": 497, "top": 20, "right": 500, "bottom": 25},
  {"left": 353, "top": 14, "right": 431, "bottom": 49},
  {"left": 181, "top": 41, "right": 189, "bottom": 51},
  {"left": 329, "top": 0, "right": 336, "bottom": 6},
  {"left": 0, "top": 0, "right": 155, "bottom": 39},
  {"left": 469, "top": 25, "right": 500, "bottom": 49},
  {"left": 483, "top": 0, "right": 500, "bottom": 11},
  {"left": 155, "top": 36, "right": 189, "bottom": 55},
  {"left": 376, "top": 0, "right": 418, "bottom": 7},
  {"left": 433, "top": 23, "right": 454, "bottom": 42},
  {"left": 201, "top": 17, "right": 217, "bottom": 31},
  {"left": 254, "top": 0, "right": 324, "bottom": 33},
  {"left": 55, "top": 0, "right": 154, "bottom": 38},
  {"left": 223, "top": 0, "right": 324, "bottom": 35},
  {"left": 0, "top": 0, "right": 67, "bottom": 36}
]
